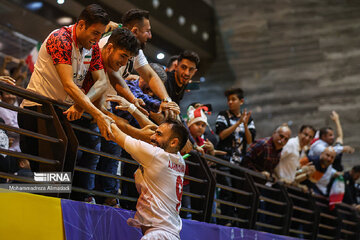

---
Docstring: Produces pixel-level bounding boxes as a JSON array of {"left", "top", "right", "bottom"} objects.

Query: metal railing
[{"left": 0, "top": 81, "right": 359, "bottom": 239}]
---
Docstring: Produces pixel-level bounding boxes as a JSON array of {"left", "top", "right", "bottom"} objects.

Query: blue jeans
[
  {"left": 97, "top": 138, "right": 122, "bottom": 194},
  {"left": 181, "top": 184, "right": 192, "bottom": 219},
  {"left": 75, "top": 119, "right": 101, "bottom": 192}
]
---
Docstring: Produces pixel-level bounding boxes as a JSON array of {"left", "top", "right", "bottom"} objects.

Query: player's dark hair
[{"left": 164, "top": 118, "right": 189, "bottom": 151}]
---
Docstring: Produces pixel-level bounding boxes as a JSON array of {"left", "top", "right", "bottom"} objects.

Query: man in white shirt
[
  {"left": 109, "top": 117, "right": 188, "bottom": 240},
  {"left": 275, "top": 125, "right": 316, "bottom": 183}
]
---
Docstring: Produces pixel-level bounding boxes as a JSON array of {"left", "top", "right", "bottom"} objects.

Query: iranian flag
[
  {"left": 25, "top": 42, "right": 41, "bottom": 73},
  {"left": 329, "top": 175, "right": 345, "bottom": 210}
]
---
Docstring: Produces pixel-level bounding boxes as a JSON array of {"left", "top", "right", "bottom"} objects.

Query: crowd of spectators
[{"left": 0, "top": 4, "right": 359, "bottom": 230}]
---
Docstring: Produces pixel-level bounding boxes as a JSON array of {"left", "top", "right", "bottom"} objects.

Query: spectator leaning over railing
[
  {"left": 63, "top": 27, "right": 141, "bottom": 205},
  {"left": 123, "top": 62, "right": 173, "bottom": 126},
  {"left": 241, "top": 125, "right": 291, "bottom": 178},
  {"left": 309, "top": 111, "right": 354, "bottom": 171},
  {"left": 274, "top": 125, "right": 316, "bottom": 184},
  {"left": 298, "top": 146, "right": 340, "bottom": 196},
  {"left": 164, "top": 50, "right": 200, "bottom": 106},
  {"left": 18, "top": 4, "right": 115, "bottom": 172},
  {"left": 99, "top": 9, "right": 178, "bottom": 118}
]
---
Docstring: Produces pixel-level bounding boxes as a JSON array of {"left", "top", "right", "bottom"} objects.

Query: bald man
[
  {"left": 299, "top": 146, "right": 338, "bottom": 195},
  {"left": 241, "top": 126, "right": 291, "bottom": 177}
]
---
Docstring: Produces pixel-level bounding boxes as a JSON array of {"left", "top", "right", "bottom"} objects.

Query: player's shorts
[{"left": 141, "top": 229, "right": 179, "bottom": 240}]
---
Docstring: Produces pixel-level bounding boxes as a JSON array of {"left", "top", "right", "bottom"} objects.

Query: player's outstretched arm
[{"left": 109, "top": 122, "right": 127, "bottom": 148}]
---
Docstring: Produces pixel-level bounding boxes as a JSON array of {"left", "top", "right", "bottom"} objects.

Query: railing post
[
  {"left": 244, "top": 173, "right": 259, "bottom": 229},
  {"left": 54, "top": 105, "right": 79, "bottom": 199},
  {"left": 276, "top": 182, "right": 293, "bottom": 235},
  {"left": 189, "top": 152, "right": 216, "bottom": 222}
]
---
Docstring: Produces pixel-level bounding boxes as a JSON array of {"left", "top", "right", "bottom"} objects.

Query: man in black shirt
[
  {"left": 343, "top": 165, "right": 360, "bottom": 208},
  {"left": 165, "top": 50, "right": 200, "bottom": 104}
]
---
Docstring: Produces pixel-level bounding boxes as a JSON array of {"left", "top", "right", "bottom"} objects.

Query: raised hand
[
  {"left": 330, "top": 110, "right": 339, "bottom": 122},
  {"left": 139, "top": 125, "right": 157, "bottom": 143},
  {"left": 239, "top": 108, "right": 252, "bottom": 125}
]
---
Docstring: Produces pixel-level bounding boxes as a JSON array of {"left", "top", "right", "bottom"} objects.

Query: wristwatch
[{"left": 162, "top": 97, "right": 172, "bottom": 102}]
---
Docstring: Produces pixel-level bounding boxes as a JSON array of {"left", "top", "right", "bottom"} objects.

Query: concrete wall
[{"left": 181, "top": 0, "right": 360, "bottom": 169}]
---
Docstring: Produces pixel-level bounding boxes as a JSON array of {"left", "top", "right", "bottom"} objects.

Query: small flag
[
  {"left": 329, "top": 175, "right": 345, "bottom": 210},
  {"left": 25, "top": 42, "right": 41, "bottom": 72}
]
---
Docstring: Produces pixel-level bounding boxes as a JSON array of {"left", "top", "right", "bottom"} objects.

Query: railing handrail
[{"left": 0, "top": 81, "right": 359, "bottom": 239}]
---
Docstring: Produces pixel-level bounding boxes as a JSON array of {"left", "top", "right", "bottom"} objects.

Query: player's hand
[
  {"left": 139, "top": 125, "right": 157, "bottom": 143},
  {"left": 95, "top": 113, "right": 114, "bottom": 141},
  {"left": 63, "top": 104, "right": 84, "bottom": 121}
]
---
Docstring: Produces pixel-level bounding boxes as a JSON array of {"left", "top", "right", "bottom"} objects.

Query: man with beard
[
  {"left": 109, "top": 117, "right": 188, "bottom": 240},
  {"left": 299, "top": 146, "right": 338, "bottom": 195},
  {"left": 18, "top": 4, "right": 114, "bottom": 171},
  {"left": 165, "top": 50, "right": 200, "bottom": 105},
  {"left": 99, "top": 9, "right": 174, "bottom": 111}
]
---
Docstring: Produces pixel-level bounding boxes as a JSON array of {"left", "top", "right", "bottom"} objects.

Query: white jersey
[
  {"left": 124, "top": 136, "right": 184, "bottom": 239},
  {"left": 22, "top": 24, "right": 102, "bottom": 107}
]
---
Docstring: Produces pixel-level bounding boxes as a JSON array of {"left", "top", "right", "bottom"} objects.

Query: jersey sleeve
[
  {"left": 46, "top": 30, "right": 72, "bottom": 65},
  {"left": 89, "top": 44, "right": 104, "bottom": 72},
  {"left": 124, "top": 135, "right": 158, "bottom": 168}
]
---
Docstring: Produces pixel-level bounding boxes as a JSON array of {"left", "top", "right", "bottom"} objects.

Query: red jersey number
[{"left": 176, "top": 176, "right": 183, "bottom": 212}]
